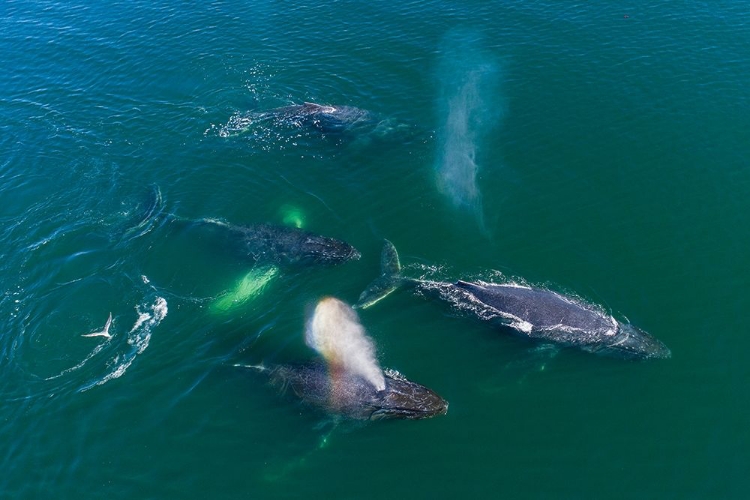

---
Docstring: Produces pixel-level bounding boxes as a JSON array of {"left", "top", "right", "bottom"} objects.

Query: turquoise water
[{"left": 2, "top": 1, "right": 749, "bottom": 497}]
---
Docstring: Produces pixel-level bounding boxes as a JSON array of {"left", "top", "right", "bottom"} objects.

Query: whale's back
[
  {"left": 264, "top": 364, "right": 447, "bottom": 420},
  {"left": 453, "top": 281, "right": 618, "bottom": 345},
  {"left": 231, "top": 224, "right": 360, "bottom": 266}
]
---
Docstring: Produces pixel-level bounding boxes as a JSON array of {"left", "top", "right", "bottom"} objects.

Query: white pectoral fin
[
  {"left": 82, "top": 312, "right": 113, "bottom": 339},
  {"left": 233, "top": 363, "right": 267, "bottom": 372}
]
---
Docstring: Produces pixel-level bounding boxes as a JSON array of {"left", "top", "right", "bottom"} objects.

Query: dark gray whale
[
  {"left": 260, "top": 102, "right": 378, "bottom": 135},
  {"left": 183, "top": 218, "right": 361, "bottom": 268},
  {"left": 356, "top": 241, "right": 670, "bottom": 361},
  {"left": 240, "top": 363, "right": 448, "bottom": 420},
  {"left": 226, "top": 102, "right": 416, "bottom": 144}
]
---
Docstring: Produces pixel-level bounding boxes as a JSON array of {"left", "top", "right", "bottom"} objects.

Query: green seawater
[{"left": 1, "top": 1, "right": 749, "bottom": 497}]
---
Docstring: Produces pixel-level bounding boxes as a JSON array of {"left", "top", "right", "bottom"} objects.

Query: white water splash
[
  {"left": 44, "top": 341, "right": 108, "bottom": 381},
  {"left": 305, "top": 297, "right": 385, "bottom": 391},
  {"left": 79, "top": 297, "right": 167, "bottom": 392}
]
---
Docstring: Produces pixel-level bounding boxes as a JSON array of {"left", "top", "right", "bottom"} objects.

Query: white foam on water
[
  {"left": 305, "top": 297, "right": 385, "bottom": 392},
  {"left": 44, "top": 342, "right": 108, "bottom": 381},
  {"left": 79, "top": 297, "right": 167, "bottom": 392},
  {"left": 128, "top": 297, "right": 167, "bottom": 354}
]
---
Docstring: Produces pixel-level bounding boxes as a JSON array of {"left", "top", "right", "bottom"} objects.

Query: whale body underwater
[
  {"left": 241, "top": 363, "right": 448, "bottom": 420},
  {"left": 182, "top": 218, "right": 361, "bottom": 268},
  {"left": 357, "top": 241, "right": 671, "bottom": 360},
  {"left": 140, "top": 187, "right": 361, "bottom": 268}
]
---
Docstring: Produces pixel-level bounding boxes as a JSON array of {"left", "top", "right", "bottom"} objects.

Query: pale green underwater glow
[
  {"left": 1, "top": 0, "right": 749, "bottom": 497},
  {"left": 280, "top": 205, "right": 305, "bottom": 229},
  {"left": 209, "top": 266, "right": 279, "bottom": 313}
]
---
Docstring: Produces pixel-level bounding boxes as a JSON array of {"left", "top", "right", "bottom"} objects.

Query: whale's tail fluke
[{"left": 355, "top": 240, "right": 410, "bottom": 309}]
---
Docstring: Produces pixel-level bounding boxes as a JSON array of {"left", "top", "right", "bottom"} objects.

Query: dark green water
[{"left": 2, "top": 1, "right": 749, "bottom": 497}]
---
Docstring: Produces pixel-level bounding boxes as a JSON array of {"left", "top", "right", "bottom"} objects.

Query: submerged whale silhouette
[
  {"left": 182, "top": 218, "right": 361, "bottom": 268},
  {"left": 135, "top": 186, "right": 361, "bottom": 267},
  {"left": 356, "top": 241, "right": 670, "bottom": 361},
  {"left": 173, "top": 218, "right": 361, "bottom": 312}
]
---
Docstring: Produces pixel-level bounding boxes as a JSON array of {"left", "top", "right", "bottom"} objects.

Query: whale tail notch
[{"left": 355, "top": 240, "right": 409, "bottom": 309}]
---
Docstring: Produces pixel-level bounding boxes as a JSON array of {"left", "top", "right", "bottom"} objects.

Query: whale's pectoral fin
[
  {"left": 82, "top": 312, "right": 113, "bottom": 339},
  {"left": 261, "top": 418, "right": 340, "bottom": 483},
  {"left": 233, "top": 363, "right": 269, "bottom": 373},
  {"left": 355, "top": 240, "right": 405, "bottom": 309},
  {"left": 503, "top": 343, "right": 560, "bottom": 383},
  {"left": 478, "top": 344, "right": 560, "bottom": 393},
  {"left": 209, "top": 265, "right": 279, "bottom": 313}
]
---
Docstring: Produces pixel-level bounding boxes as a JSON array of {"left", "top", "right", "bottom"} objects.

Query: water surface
[{"left": 1, "top": 1, "right": 749, "bottom": 497}]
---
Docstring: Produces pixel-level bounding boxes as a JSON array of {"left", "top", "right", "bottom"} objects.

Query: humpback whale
[
  {"left": 240, "top": 363, "right": 448, "bottom": 420},
  {"left": 259, "top": 102, "right": 378, "bottom": 135},
  {"left": 356, "top": 241, "right": 670, "bottom": 361},
  {"left": 139, "top": 186, "right": 361, "bottom": 267},
  {"left": 172, "top": 218, "right": 360, "bottom": 312},
  {"left": 238, "top": 297, "right": 448, "bottom": 420},
  {"left": 183, "top": 218, "right": 361, "bottom": 267},
  {"left": 224, "top": 102, "right": 414, "bottom": 143}
]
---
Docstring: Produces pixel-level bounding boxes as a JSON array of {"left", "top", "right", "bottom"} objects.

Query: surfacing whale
[
  {"left": 261, "top": 102, "right": 377, "bottom": 135},
  {"left": 224, "top": 102, "right": 414, "bottom": 143},
  {"left": 238, "top": 297, "right": 448, "bottom": 420},
  {"left": 240, "top": 363, "right": 448, "bottom": 420},
  {"left": 356, "top": 241, "right": 670, "bottom": 361}
]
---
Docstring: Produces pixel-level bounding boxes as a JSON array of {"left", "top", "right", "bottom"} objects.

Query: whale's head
[
  {"left": 599, "top": 323, "right": 671, "bottom": 360},
  {"left": 365, "top": 369, "right": 449, "bottom": 420}
]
